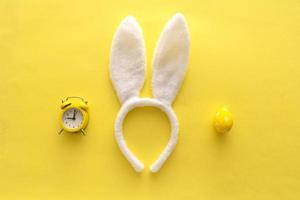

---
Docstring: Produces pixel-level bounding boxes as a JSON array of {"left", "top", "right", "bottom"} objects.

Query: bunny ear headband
[{"left": 110, "top": 13, "right": 190, "bottom": 172}]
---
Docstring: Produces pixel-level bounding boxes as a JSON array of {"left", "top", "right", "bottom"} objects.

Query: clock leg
[
  {"left": 58, "top": 128, "right": 64, "bottom": 135},
  {"left": 80, "top": 129, "right": 86, "bottom": 136}
]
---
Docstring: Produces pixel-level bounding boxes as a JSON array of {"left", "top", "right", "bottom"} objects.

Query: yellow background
[{"left": 1, "top": 0, "right": 300, "bottom": 199}]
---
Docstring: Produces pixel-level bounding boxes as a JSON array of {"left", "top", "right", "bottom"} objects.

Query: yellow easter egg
[{"left": 213, "top": 107, "right": 233, "bottom": 133}]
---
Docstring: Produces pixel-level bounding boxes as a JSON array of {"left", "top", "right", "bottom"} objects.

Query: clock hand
[{"left": 73, "top": 109, "right": 77, "bottom": 120}]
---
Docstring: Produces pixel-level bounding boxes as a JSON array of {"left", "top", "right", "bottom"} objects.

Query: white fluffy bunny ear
[
  {"left": 110, "top": 16, "right": 146, "bottom": 104},
  {"left": 152, "top": 13, "right": 190, "bottom": 104}
]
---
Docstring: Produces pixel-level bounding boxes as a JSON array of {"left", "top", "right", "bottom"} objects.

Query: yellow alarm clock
[{"left": 59, "top": 96, "right": 89, "bottom": 135}]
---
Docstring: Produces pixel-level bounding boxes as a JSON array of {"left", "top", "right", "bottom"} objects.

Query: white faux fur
[
  {"left": 110, "top": 16, "right": 146, "bottom": 104},
  {"left": 152, "top": 14, "right": 190, "bottom": 103},
  {"left": 115, "top": 97, "right": 178, "bottom": 172},
  {"left": 110, "top": 13, "right": 190, "bottom": 172}
]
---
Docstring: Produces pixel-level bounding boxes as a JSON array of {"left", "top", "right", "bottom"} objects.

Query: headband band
[{"left": 115, "top": 97, "right": 178, "bottom": 172}]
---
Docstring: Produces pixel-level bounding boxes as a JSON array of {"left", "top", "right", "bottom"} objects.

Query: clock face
[{"left": 62, "top": 107, "right": 84, "bottom": 130}]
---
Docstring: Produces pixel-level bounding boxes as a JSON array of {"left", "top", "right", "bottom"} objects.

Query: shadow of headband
[{"left": 110, "top": 13, "right": 190, "bottom": 172}]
